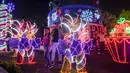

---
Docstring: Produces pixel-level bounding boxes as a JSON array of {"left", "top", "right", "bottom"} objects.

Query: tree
[
  {"left": 102, "top": 11, "right": 117, "bottom": 35},
  {"left": 119, "top": 10, "right": 130, "bottom": 20}
]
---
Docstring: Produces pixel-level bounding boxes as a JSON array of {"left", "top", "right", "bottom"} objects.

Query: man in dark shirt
[{"left": 50, "top": 26, "right": 62, "bottom": 66}]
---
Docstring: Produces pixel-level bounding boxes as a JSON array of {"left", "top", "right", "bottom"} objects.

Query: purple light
[
  {"left": 7, "top": 2, "right": 15, "bottom": 13},
  {"left": 65, "top": 9, "right": 70, "bottom": 14},
  {"left": 57, "top": 39, "right": 67, "bottom": 54},
  {"left": 19, "top": 38, "right": 29, "bottom": 49},
  {"left": 78, "top": 9, "right": 82, "bottom": 13},
  {"left": 9, "top": 38, "right": 19, "bottom": 49},
  {"left": 83, "top": 39, "right": 93, "bottom": 55},
  {"left": 31, "top": 38, "right": 41, "bottom": 49},
  {"left": 70, "top": 39, "right": 82, "bottom": 56},
  {"left": 0, "top": 40, "right": 4, "bottom": 45}
]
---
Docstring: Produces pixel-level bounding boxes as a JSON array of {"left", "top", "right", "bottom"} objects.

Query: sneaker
[
  {"left": 48, "top": 65, "right": 53, "bottom": 69},
  {"left": 45, "top": 64, "right": 49, "bottom": 68}
]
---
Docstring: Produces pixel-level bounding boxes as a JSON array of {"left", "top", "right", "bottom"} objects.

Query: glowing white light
[
  {"left": 51, "top": 12, "right": 58, "bottom": 21},
  {"left": 94, "top": 10, "right": 100, "bottom": 19},
  {"left": 80, "top": 9, "right": 93, "bottom": 23},
  {"left": 7, "top": 2, "right": 15, "bottom": 13}
]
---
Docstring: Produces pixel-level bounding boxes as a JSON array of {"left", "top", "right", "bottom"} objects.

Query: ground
[{"left": 0, "top": 50, "right": 130, "bottom": 73}]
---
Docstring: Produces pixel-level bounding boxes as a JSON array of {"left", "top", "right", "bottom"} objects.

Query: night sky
[{"left": 2, "top": 0, "right": 130, "bottom": 25}]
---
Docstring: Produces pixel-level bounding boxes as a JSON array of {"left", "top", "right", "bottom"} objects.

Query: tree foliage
[
  {"left": 119, "top": 10, "right": 130, "bottom": 20},
  {"left": 102, "top": 11, "right": 117, "bottom": 35}
]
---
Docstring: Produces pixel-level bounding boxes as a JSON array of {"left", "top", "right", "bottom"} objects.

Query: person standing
[
  {"left": 42, "top": 28, "right": 52, "bottom": 69},
  {"left": 98, "top": 32, "right": 105, "bottom": 55},
  {"left": 50, "top": 25, "right": 62, "bottom": 65}
]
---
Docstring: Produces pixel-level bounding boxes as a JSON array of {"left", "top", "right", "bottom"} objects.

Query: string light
[
  {"left": 7, "top": 2, "right": 15, "bottom": 13},
  {"left": 0, "top": 3, "right": 10, "bottom": 52},
  {"left": 80, "top": 9, "right": 93, "bottom": 23},
  {"left": 106, "top": 18, "right": 130, "bottom": 63},
  {"left": 48, "top": 5, "right": 101, "bottom": 27},
  {"left": 9, "top": 20, "right": 39, "bottom": 64}
]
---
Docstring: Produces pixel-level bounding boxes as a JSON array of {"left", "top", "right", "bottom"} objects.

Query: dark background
[
  {"left": 1, "top": 0, "right": 129, "bottom": 36},
  {"left": 2, "top": 0, "right": 129, "bottom": 25}
]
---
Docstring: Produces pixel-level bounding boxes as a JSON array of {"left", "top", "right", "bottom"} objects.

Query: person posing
[
  {"left": 98, "top": 32, "right": 105, "bottom": 55},
  {"left": 42, "top": 28, "right": 52, "bottom": 69},
  {"left": 50, "top": 25, "right": 62, "bottom": 66}
]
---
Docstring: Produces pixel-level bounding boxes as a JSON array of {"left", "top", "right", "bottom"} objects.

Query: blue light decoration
[
  {"left": 48, "top": 5, "right": 101, "bottom": 26},
  {"left": 2, "top": 0, "right": 5, "bottom": 4},
  {"left": 51, "top": 12, "right": 58, "bottom": 21},
  {"left": 57, "top": 39, "right": 67, "bottom": 54},
  {"left": 31, "top": 38, "right": 41, "bottom": 49},
  {"left": 94, "top": 10, "right": 100, "bottom": 19},
  {"left": 9, "top": 38, "right": 19, "bottom": 49},
  {"left": 19, "top": 38, "right": 29, "bottom": 49},
  {"left": 83, "top": 39, "right": 93, "bottom": 55},
  {"left": 78, "top": 9, "right": 82, "bottom": 13},
  {"left": 65, "top": 9, "right": 70, "bottom": 14},
  {"left": 8, "top": 20, "right": 40, "bottom": 64},
  {"left": 80, "top": 9, "right": 93, "bottom": 23},
  {"left": 70, "top": 39, "right": 82, "bottom": 56},
  {"left": 7, "top": 2, "right": 15, "bottom": 13}
]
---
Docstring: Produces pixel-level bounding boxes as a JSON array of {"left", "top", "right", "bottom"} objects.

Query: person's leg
[
  {"left": 102, "top": 42, "right": 105, "bottom": 53},
  {"left": 44, "top": 46, "right": 46, "bottom": 57},
  {"left": 100, "top": 42, "right": 104, "bottom": 54},
  {"left": 44, "top": 45, "right": 49, "bottom": 67},
  {"left": 51, "top": 42, "right": 56, "bottom": 63},
  {"left": 46, "top": 47, "right": 52, "bottom": 65}
]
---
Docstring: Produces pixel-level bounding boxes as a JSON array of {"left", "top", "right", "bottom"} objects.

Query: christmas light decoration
[
  {"left": 59, "top": 13, "right": 90, "bottom": 73},
  {"left": 80, "top": 9, "right": 93, "bottom": 23},
  {"left": 48, "top": 5, "right": 101, "bottom": 26},
  {"left": 7, "top": 2, "right": 15, "bottom": 13},
  {"left": 0, "top": 3, "right": 10, "bottom": 52},
  {"left": 9, "top": 20, "right": 40, "bottom": 64},
  {"left": 0, "top": 4, "right": 7, "bottom": 10},
  {"left": 48, "top": 5, "right": 102, "bottom": 72},
  {"left": 51, "top": 12, "right": 58, "bottom": 21},
  {"left": 106, "top": 18, "right": 130, "bottom": 63},
  {"left": 61, "top": 13, "right": 82, "bottom": 33},
  {"left": 65, "top": 9, "right": 70, "bottom": 14},
  {"left": 94, "top": 10, "right": 100, "bottom": 19},
  {"left": 70, "top": 39, "right": 82, "bottom": 56}
]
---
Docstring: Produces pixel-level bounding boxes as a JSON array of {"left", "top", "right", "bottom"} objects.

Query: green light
[
  {"left": 110, "top": 28, "right": 116, "bottom": 34},
  {"left": 117, "top": 18, "right": 130, "bottom": 24},
  {"left": 125, "top": 27, "right": 130, "bottom": 34}
]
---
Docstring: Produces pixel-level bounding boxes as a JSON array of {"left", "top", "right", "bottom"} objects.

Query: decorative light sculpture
[
  {"left": 7, "top": 2, "right": 15, "bottom": 13},
  {"left": 48, "top": 5, "right": 101, "bottom": 27},
  {"left": 51, "top": 12, "right": 58, "bottom": 21},
  {"left": 80, "top": 9, "right": 93, "bottom": 23},
  {"left": 48, "top": 5, "right": 103, "bottom": 72},
  {"left": 105, "top": 18, "right": 130, "bottom": 64},
  {"left": 59, "top": 13, "right": 89, "bottom": 73},
  {"left": 9, "top": 20, "right": 40, "bottom": 64},
  {"left": 0, "top": 4, "right": 10, "bottom": 52}
]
